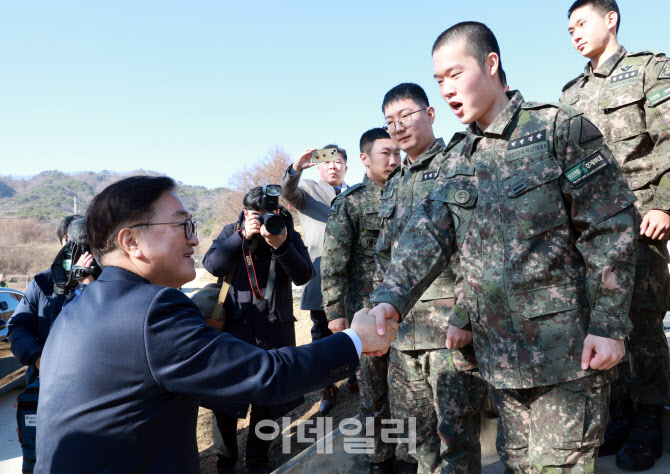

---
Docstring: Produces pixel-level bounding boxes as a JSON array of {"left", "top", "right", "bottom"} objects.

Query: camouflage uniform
[
  {"left": 321, "top": 174, "right": 393, "bottom": 464},
  {"left": 371, "top": 91, "right": 638, "bottom": 472},
  {"left": 374, "top": 138, "right": 488, "bottom": 473},
  {"left": 561, "top": 46, "right": 670, "bottom": 406}
]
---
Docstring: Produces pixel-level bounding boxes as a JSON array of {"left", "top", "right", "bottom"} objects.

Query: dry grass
[{"left": 197, "top": 298, "right": 360, "bottom": 473}]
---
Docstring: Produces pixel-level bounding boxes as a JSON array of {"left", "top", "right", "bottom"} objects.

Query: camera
[
  {"left": 51, "top": 218, "right": 102, "bottom": 296},
  {"left": 257, "top": 184, "right": 286, "bottom": 236}
]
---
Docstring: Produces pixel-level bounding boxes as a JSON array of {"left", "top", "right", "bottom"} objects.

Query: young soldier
[
  {"left": 372, "top": 83, "right": 488, "bottom": 474},
  {"left": 369, "top": 22, "right": 638, "bottom": 472},
  {"left": 321, "top": 128, "right": 401, "bottom": 473},
  {"left": 560, "top": 1, "right": 670, "bottom": 469}
]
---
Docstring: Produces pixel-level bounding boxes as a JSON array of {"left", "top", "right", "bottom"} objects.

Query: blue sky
[{"left": 1, "top": 1, "right": 667, "bottom": 189}]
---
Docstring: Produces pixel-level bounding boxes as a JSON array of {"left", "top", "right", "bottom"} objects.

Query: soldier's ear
[{"left": 486, "top": 52, "right": 500, "bottom": 81}]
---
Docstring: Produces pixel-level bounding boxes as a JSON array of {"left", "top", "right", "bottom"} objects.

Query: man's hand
[
  {"left": 328, "top": 317, "right": 349, "bottom": 333},
  {"left": 292, "top": 149, "right": 319, "bottom": 173},
  {"left": 261, "top": 223, "right": 287, "bottom": 249},
  {"left": 446, "top": 325, "right": 473, "bottom": 349},
  {"left": 74, "top": 251, "right": 95, "bottom": 285},
  {"left": 640, "top": 209, "right": 670, "bottom": 240},
  {"left": 581, "top": 334, "right": 626, "bottom": 371},
  {"left": 350, "top": 308, "right": 398, "bottom": 355},
  {"left": 368, "top": 303, "right": 400, "bottom": 336}
]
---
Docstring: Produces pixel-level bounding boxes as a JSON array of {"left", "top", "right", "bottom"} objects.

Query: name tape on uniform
[
  {"left": 565, "top": 151, "right": 609, "bottom": 187},
  {"left": 507, "top": 130, "right": 548, "bottom": 160}
]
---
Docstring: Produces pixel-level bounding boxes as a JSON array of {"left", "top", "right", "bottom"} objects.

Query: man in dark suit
[{"left": 35, "top": 175, "right": 397, "bottom": 474}]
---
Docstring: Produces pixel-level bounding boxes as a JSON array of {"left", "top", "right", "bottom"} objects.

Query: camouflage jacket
[
  {"left": 321, "top": 175, "right": 382, "bottom": 322},
  {"left": 374, "top": 138, "right": 469, "bottom": 357},
  {"left": 370, "top": 91, "right": 637, "bottom": 389},
  {"left": 561, "top": 46, "right": 670, "bottom": 217}
]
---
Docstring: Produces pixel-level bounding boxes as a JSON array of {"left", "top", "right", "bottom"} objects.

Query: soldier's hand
[
  {"left": 445, "top": 325, "right": 473, "bottom": 349},
  {"left": 350, "top": 308, "right": 398, "bottom": 356},
  {"left": 292, "top": 149, "right": 319, "bottom": 173},
  {"left": 581, "top": 334, "right": 626, "bottom": 371},
  {"left": 328, "top": 317, "right": 349, "bottom": 333},
  {"left": 640, "top": 210, "right": 670, "bottom": 240},
  {"left": 368, "top": 303, "right": 400, "bottom": 336}
]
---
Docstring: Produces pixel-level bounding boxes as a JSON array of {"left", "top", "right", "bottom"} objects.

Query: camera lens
[{"left": 263, "top": 213, "right": 285, "bottom": 235}]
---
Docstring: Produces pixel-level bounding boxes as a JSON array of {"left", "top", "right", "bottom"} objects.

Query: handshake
[{"left": 349, "top": 306, "right": 399, "bottom": 356}]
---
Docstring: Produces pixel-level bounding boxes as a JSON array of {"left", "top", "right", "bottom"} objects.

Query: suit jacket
[
  {"left": 281, "top": 165, "right": 347, "bottom": 310},
  {"left": 35, "top": 266, "right": 358, "bottom": 473}
]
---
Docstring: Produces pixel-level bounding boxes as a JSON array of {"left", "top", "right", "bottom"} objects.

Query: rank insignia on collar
[
  {"left": 508, "top": 130, "right": 547, "bottom": 150},
  {"left": 610, "top": 70, "right": 638, "bottom": 83},
  {"left": 422, "top": 170, "right": 438, "bottom": 182},
  {"left": 580, "top": 117, "right": 602, "bottom": 143},
  {"left": 659, "top": 62, "right": 670, "bottom": 80}
]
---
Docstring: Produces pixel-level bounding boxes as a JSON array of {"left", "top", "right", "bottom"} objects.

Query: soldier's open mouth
[{"left": 450, "top": 102, "right": 463, "bottom": 114}]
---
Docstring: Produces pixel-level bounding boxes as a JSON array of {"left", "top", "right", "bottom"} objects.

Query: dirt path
[{"left": 197, "top": 300, "right": 360, "bottom": 473}]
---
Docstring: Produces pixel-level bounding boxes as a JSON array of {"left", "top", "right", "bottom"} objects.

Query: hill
[{"left": 0, "top": 170, "right": 232, "bottom": 236}]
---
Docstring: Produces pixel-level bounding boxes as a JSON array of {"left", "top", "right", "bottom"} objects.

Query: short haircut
[
  {"left": 381, "top": 83, "right": 429, "bottom": 114},
  {"left": 432, "top": 22, "right": 507, "bottom": 87},
  {"left": 322, "top": 144, "right": 347, "bottom": 163},
  {"left": 359, "top": 128, "right": 391, "bottom": 154},
  {"left": 57, "top": 214, "right": 83, "bottom": 243},
  {"left": 243, "top": 187, "right": 264, "bottom": 211},
  {"left": 86, "top": 175, "right": 176, "bottom": 260},
  {"left": 568, "top": 0, "right": 620, "bottom": 33}
]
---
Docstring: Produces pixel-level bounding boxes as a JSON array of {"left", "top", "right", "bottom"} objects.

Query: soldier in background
[
  {"left": 560, "top": 1, "right": 670, "bottom": 469},
  {"left": 373, "top": 83, "right": 488, "bottom": 474},
  {"left": 370, "top": 22, "right": 638, "bottom": 472},
  {"left": 321, "top": 128, "right": 401, "bottom": 473}
]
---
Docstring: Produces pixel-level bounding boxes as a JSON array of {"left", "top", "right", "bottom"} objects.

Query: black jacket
[{"left": 203, "top": 207, "right": 315, "bottom": 417}]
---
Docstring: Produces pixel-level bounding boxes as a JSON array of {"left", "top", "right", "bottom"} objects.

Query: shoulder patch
[
  {"left": 339, "top": 182, "right": 364, "bottom": 198},
  {"left": 580, "top": 117, "right": 603, "bottom": 143},
  {"left": 659, "top": 62, "right": 670, "bottom": 80},
  {"left": 565, "top": 151, "right": 610, "bottom": 187},
  {"left": 329, "top": 199, "right": 342, "bottom": 216},
  {"left": 648, "top": 84, "right": 670, "bottom": 107}
]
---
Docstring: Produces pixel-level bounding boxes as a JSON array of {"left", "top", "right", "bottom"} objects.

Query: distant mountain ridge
[{"left": 0, "top": 170, "right": 231, "bottom": 234}]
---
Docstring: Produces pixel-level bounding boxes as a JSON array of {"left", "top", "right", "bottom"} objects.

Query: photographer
[
  {"left": 203, "top": 186, "right": 315, "bottom": 474},
  {"left": 7, "top": 214, "right": 95, "bottom": 385}
]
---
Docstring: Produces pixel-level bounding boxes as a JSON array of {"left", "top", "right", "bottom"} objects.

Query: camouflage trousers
[
  {"left": 493, "top": 377, "right": 610, "bottom": 473},
  {"left": 611, "top": 245, "right": 670, "bottom": 406},
  {"left": 388, "top": 347, "right": 488, "bottom": 474},
  {"left": 357, "top": 351, "right": 393, "bottom": 463}
]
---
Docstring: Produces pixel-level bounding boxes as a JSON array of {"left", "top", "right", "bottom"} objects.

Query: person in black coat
[{"left": 203, "top": 186, "right": 315, "bottom": 473}]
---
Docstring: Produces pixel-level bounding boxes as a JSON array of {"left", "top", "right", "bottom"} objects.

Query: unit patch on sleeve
[
  {"left": 565, "top": 151, "right": 610, "bottom": 187},
  {"left": 648, "top": 85, "right": 670, "bottom": 107},
  {"left": 659, "top": 62, "right": 670, "bottom": 80},
  {"left": 580, "top": 117, "right": 603, "bottom": 143},
  {"left": 422, "top": 170, "right": 439, "bottom": 182}
]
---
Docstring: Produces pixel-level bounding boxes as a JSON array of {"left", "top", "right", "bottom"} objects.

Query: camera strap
[{"left": 241, "top": 239, "right": 276, "bottom": 301}]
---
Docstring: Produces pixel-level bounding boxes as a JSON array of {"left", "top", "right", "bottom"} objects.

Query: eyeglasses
[
  {"left": 383, "top": 108, "right": 427, "bottom": 133},
  {"left": 129, "top": 218, "right": 198, "bottom": 239}
]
